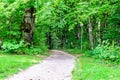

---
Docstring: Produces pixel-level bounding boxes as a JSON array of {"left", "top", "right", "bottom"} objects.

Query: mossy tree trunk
[{"left": 21, "top": 6, "right": 35, "bottom": 46}]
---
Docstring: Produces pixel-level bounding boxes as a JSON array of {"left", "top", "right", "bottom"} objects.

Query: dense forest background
[{"left": 0, "top": 0, "right": 120, "bottom": 60}]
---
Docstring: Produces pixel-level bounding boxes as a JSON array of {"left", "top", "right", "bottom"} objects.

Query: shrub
[
  {"left": 17, "top": 47, "right": 44, "bottom": 55},
  {"left": 1, "top": 40, "right": 24, "bottom": 53},
  {"left": 1, "top": 40, "right": 47, "bottom": 55},
  {"left": 91, "top": 41, "right": 120, "bottom": 63}
]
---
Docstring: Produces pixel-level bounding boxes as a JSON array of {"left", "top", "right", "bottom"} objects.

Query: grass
[
  {"left": 0, "top": 54, "right": 44, "bottom": 80},
  {"left": 72, "top": 56, "right": 120, "bottom": 80}
]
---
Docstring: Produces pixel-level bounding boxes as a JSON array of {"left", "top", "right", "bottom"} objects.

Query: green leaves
[
  {"left": 0, "top": 0, "right": 120, "bottom": 53},
  {"left": 92, "top": 41, "right": 120, "bottom": 63},
  {"left": 1, "top": 40, "right": 24, "bottom": 52}
]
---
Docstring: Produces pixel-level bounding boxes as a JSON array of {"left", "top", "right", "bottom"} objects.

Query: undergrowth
[{"left": 85, "top": 41, "right": 120, "bottom": 64}]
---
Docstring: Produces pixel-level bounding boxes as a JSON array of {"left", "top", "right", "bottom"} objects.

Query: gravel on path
[{"left": 6, "top": 50, "right": 75, "bottom": 80}]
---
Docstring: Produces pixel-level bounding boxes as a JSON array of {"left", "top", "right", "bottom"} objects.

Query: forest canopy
[{"left": 0, "top": 0, "right": 120, "bottom": 55}]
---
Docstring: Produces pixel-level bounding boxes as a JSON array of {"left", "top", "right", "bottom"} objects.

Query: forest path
[{"left": 6, "top": 50, "right": 75, "bottom": 80}]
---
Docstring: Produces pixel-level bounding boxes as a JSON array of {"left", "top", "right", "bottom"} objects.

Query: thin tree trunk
[
  {"left": 103, "top": 13, "right": 107, "bottom": 29},
  {"left": 0, "top": 38, "right": 2, "bottom": 49},
  {"left": 98, "top": 19, "right": 101, "bottom": 44},
  {"left": 49, "top": 32, "right": 53, "bottom": 49},
  {"left": 47, "top": 27, "right": 53, "bottom": 49},
  {"left": 64, "top": 27, "right": 68, "bottom": 48},
  {"left": 88, "top": 17, "right": 94, "bottom": 49},
  {"left": 75, "top": 24, "right": 80, "bottom": 40},
  {"left": 80, "top": 23, "right": 83, "bottom": 50}
]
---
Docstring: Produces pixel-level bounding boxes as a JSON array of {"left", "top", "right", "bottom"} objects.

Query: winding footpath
[{"left": 6, "top": 50, "right": 75, "bottom": 80}]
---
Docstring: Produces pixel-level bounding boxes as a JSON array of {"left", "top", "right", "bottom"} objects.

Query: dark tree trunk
[
  {"left": 21, "top": 6, "right": 35, "bottom": 46},
  {"left": 48, "top": 31, "right": 53, "bottom": 49},
  {"left": 46, "top": 27, "right": 53, "bottom": 49},
  {"left": 0, "top": 38, "right": 2, "bottom": 49},
  {"left": 75, "top": 24, "right": 80, "bottom": 40}
]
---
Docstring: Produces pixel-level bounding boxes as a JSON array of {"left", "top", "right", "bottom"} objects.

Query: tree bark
[
  {"left": 48, "top": 32, "right": 53, "bottom": 49},
  {"left": 0, "top": 38, "right": 2, "bottom": 49},
  {"left": 75, "top": 24, "right": 80, "bottom": 40},
  {"left": 47, "top": 27, "right": 53, "bottom": 49},
  {"left": 21, "top": 6, "right": 35, "bottom": 46},
  {"left": 80, "top": 23, "right": 83, "bottom": 50},
  {"left": 98, "top": 19, "right": 101, "bottom": 44},
  {"left": 88, "top": 17, "right": 94, "bottom": 49}
]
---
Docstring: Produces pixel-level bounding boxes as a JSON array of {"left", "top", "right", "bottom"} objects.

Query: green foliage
[
  {"left": 90, "top": 41, "right": 120, "bottom": 63},
  {"left": 17, "top": 47, "right": 46, "bottom": 55},
  {"left": 0, "top": 0, "right": 120, "bottom": 54},
  {"left": 1, "top": 40, "right": 47, "bottom": 55},
  {"left": 1, "top": 40, "right": 24, "bottom": 53}
]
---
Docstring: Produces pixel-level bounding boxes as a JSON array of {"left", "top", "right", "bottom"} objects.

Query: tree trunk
[
  {"left": 47, "top": 27, "right": 53, "bottom": 49},
  {"left": 80, "top": 23, "right": 83, "bottom": 50},
  {"left": 48, "top": 32, "right": 53, "bottom": 49},
  {"left": 21, "top": 6, "right": 35, "bottom": 46},
  {"left": 0, "top": 38, "right": 2, "bottom": 49},
  {"left": 98, "top": 19, "right": 101, "bottom": 44},
  {"left": 75, "top": 24, "right": 80, "bottom": 40},
  {"left": 88, "top": 17, "right": 94, "bottom": 49}
]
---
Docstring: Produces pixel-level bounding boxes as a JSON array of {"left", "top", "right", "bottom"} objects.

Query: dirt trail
[{"left": 6, "top": 50, "right": 75, "bottom": 80}]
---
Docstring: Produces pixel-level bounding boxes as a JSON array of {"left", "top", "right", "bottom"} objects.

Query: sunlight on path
[{"left": 6, "top": 50, "right": 75, "bottom": 80}]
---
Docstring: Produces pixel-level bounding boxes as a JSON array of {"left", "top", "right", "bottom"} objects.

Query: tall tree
[
  {"left": 21, "top": 6, "right": 35, "bottom": 46},
  {"left": 88, "top": 17, "right": 94, "bottom": 49},
  {"left": 98, "top": 18, "right": 101, "bottom": 44}
]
